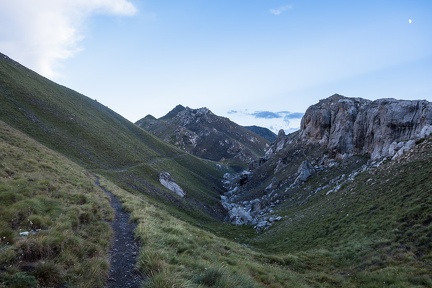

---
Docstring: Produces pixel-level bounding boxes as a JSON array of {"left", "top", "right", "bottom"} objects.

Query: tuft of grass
[
  {"left": 193, "top": 266, "right": 259, "bottom": 288},
  {"left": 144, "top": 271, "right": 190, "bottom": 288},
  {"left": 33, "top": 262, "right": 63, "bottom": 287},
  {"left": 194, "top": 267, "right": 223, "bottom": 286},
  {"left": 138, "top": 250, "right": 168, "bottom": 277}
]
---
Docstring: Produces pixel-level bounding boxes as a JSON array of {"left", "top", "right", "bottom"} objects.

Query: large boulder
[
  {"left": 295, "top": 160, "right": 316, "bottom": 183},
  {"left": 159, "top": 172, "right": 186, "bottom": 197}
]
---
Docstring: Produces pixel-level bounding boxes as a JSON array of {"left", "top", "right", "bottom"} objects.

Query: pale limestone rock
[
  {"left": 299, "top": 95, "right": 432, "bottom": 160},
  {"left": 295, "top": 160, "right": 316, "bottom": 183},
  {"left": 275, "top": 129, "right": 286, "bottom": 152},
  {"left": 159, "top": 172, "right": 186, "bottom": 197}
]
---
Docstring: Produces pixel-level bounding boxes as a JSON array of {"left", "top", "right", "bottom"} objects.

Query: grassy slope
[
  {"left": 251, "top": 137, "right": 432, "bottom": 287},
  {"left": 2, "top": 117, "right": 430, "bottom": 287},
  {"left": 96, "top": 135, "right": 432, "bottom": 287},
  {"left": 0, "top": 120, "right": 113, "bottom": 287},
  {"left": 0, "top": 53, "right": 228, "bottom": 224},
  {"left": 98, "top": 176, "right": 321, "bottom": 288}
]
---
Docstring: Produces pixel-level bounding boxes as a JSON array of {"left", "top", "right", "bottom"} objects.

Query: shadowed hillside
[
  {"left": 244, "top": 125, "right": 277, "bottom": 143},
  {"left": 0, "top": 52, "right": 228, "bottom": 223}
]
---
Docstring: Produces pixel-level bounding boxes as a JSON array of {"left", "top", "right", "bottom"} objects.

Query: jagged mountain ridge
[{"left": 136, "top": 105, "right": 270, "bottom": 166}]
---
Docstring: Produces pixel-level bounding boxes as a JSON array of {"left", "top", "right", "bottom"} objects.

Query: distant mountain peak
[
  {"left": 136, "top": 105, "right": 270, "bottom": 165},
  {"left": 173, "top": 106, "right": 215, "bottom": 126},
  {"left": 143, "top": 114, "right": 156, "bottom": 120},
  {"left": 160, "top": 104, "right": 186, "bottom": 120}
]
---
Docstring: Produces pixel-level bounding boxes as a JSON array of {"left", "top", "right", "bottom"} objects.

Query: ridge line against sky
[{"left": 1, "top": 0, "right": 431, "bottom": 133}]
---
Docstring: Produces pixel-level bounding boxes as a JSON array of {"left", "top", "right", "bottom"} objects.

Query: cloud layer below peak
[
  {"left": 227, "top": 109, "right": 303, "bottom": 133},
  {"left": 0, "top": 0, "right": 137, "bottom": 78}
]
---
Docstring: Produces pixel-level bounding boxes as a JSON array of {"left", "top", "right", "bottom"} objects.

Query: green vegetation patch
[
  {"left": 0, "top": 55, "right": 229, "bottom": 223},
  {"left": 0, "top": 121, "right": 113, "bottom": 287}
]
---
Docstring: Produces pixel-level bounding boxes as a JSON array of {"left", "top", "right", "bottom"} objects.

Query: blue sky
[{"left": 1, "top": 1, "right": 431, "bottom": 133}]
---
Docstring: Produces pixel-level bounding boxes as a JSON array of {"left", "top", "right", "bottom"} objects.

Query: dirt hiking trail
[{"left": 95, "top": 178, "right": 143, "bottom": 288}]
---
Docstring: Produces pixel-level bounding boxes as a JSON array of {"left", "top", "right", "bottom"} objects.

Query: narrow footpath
[{"left": 95, "top": 178, "right": 143, "bottom": 288}]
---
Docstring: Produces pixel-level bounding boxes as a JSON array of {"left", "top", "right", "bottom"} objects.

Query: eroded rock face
[
  {"left": 300, "top": 95, "right": 432, "bottom": 160},
  {"left": 221, "top": 172, "right": 283, "bottom": 230},
  {"left": 353, "top": 99, "right": 432, "bottom": 159}
]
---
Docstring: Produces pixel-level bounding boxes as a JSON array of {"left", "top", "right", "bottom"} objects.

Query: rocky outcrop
[
  {"left": 221, "top": 172, "right": 283, "bottom": 230},
  {"left": 294, "top": 160, "right": 316, "bottom": 184},
  {"left": 265, "top": 129, "right": 299, "bottom": 160},
  {"left": 299, "top": 95, "right": 432, "bottom": 160},
  {"left": 159, "top": 172, "right": 186, "bottom": 197}
]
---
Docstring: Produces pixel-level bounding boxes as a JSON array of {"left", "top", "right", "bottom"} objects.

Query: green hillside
[{"left": 0, "top": 53, "right": 228, "bottom": 224}]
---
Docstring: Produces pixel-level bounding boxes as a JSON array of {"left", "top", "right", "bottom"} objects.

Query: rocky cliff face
[{"left": 299, "top": 94, "right": 432, "bottom": 160}]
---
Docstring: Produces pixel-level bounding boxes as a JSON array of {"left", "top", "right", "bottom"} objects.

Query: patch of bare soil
[{"left": 95, "top": 179, "right": 143, "bottom": 288}]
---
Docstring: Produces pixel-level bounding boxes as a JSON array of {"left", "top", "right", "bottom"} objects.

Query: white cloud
[
  {"left": 0, "top": 0, "right": 137, "bottom": 78},
  {"left": 269, "top": 5, "right": 293, "bottom": 16},
  {"left": 226, "top": 109, "right": 302, "bottom": 133}
]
